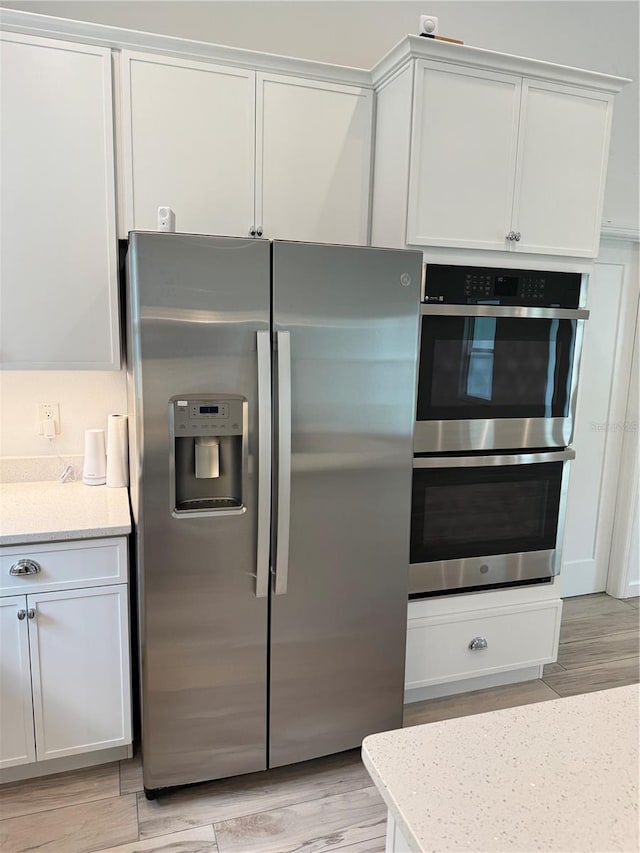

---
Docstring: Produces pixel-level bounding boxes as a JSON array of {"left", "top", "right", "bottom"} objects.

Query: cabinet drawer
[
  {"left": 0, "top": 538, "right": 127, "bottom": 596},
  {"left": 406, "top": 600, "right": 562, "bottom": 689}
]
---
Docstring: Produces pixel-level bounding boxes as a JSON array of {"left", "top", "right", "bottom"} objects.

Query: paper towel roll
[
  {"left": 83, "top": 429, "right": 106, "bottom": 486},
  {"left": 106, "top": 414, "right": 129, "bottom": 488}
]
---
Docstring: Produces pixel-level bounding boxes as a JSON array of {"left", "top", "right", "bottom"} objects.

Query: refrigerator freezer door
[
  {"left": 127, "top": 232, "right": 270, "bottom": 790},
  {"left": 269, "top": 241, "right": 422, "bottom": 767}
]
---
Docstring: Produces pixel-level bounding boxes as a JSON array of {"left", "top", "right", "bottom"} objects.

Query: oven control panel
[{"left": 423, "top": 265, "right": 581, "bottom": 308}]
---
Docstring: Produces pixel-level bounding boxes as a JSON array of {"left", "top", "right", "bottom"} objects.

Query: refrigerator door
[
  {"left": 269, "top": 241, "right": 422, "bottom": 767},
  {"left": 127, "top": 232, "right": 271, "bottom": 790}
]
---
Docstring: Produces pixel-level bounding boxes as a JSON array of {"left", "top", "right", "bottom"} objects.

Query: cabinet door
[
  {"left": 0, "top": 33, "right": 119, "bottom": 369},
  {"left": 256, "top": 73, "right": 372, "bottom": 245},
  {"left": 121, "top": 52, "right": 255, "bottom": 237},
  {"left": 407, "top": 61, "right": 521, "bottom": 251},
  {"left": 511, "top": 80, "right": 613, "bottom": 257},
  {"left": 27, "top": 586, "right": 131, "bottom": 761},
  {"left": 0, "top": 596, "right": 35, "bottom": 769}
]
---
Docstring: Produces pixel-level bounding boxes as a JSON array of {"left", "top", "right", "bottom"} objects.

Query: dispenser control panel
[{"left": 172, "top": 398, "right": 243, "bottom": 436}]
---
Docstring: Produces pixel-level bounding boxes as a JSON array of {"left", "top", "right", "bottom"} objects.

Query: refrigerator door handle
[
  {"left": 274, "top": 330, "right": 291, "bottom": 596},
  {"left": 256, "top": 330, "right": 272, "bottom": 598}
]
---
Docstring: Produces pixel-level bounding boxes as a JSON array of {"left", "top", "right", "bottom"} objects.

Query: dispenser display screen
[{"left": 200, "top": 406, "right": 219, "bottom": 414}]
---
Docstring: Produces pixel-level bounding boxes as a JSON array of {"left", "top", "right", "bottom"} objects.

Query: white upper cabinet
[
  {"left": 256, "top": 73, "right": 372, "bottom": 245},
  {"left": 121, "top": 52, "right": 255, "bottom": 238},
  {"left": 371, "top": 38, "right": 628, "bottom": 261},
  {"left": 511, "top": 80, "right": 613, "bottom": 256},
  {"left": 0, "top": 33, "right": 119, "bottom": 368},
  {"left": 407, "top": 62, "right": 521, "bottom": 251},
  {"left": 121, "top": 54, "right": 372, "bottom": 245}
]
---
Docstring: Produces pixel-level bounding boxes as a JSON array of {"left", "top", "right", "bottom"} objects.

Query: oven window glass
[
  {"left": 410, "top": 461, "right": 563, "bottom": 564},
  {"left": 417, "top": 316, "right": 576, "bottom": 420}
]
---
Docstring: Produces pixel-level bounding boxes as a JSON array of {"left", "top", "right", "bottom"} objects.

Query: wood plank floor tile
[
  {"left": 403, "top": 678, "right": 559, "bottom": 727},
  {"left": 0, "top": 762, "right": 120, "bottom": 820},
  {"left": 558, "top": 629, "right": 640, "bottom": 670},
  {"left": 561, "top": 593, "right": 633, "bottom": 619},
  {"left": 120, "top": 754, "right": 144, "bottom": 795},
  {"left": 560, "top": 599, "right": 640, "bottom": 643},
  {"left": 214, "top": 786, "right": 386, "bottom": 853},
  {"left": 542, "top": 656, "right": 640, "bottom": 697},
  {"left": 0, "top": 794, "right": 138, "bottom": 853},
  {"left": 332, "top": 837, "right": 385, "bottom": 853},
  {"left": 138, "top": 750, "right": 371, "bottom": 841},
  {"left": 542, "top": 662, "right": 565, "bottom": 675},
  {"left": 624, "top": 597, "right": 640, "bottom": 610},
  {"left": 559, "top": 593, "right": 639, "bottom": 643},
  {"left": 91, "top": 826, "right": 217, "bottom": 853}
]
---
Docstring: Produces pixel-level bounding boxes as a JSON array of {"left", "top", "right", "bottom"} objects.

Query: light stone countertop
[
  {"left": 0, "top": 480, "right": 131, "bottom": 545},
  {"left": 362, "top": 684, "right": 639, "bottom": 853}
]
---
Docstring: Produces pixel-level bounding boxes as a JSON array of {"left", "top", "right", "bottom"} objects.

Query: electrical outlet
[{"left": 37, "top": 402, "right": 60, "bottom": 435}]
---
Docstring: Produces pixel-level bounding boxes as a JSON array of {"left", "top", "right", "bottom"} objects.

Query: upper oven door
[{"left": 415, "top": 304, "right": 588, "bottom": 452}]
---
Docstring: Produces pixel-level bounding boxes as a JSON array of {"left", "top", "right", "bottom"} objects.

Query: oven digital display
[
  {"left": 199, "top": 406, "right": 219, "bottom": 414},
  {"left": 494, "top": 275, "right": 518, "bottom": 297}
]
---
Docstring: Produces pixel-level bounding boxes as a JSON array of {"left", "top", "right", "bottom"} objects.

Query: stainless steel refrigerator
[{"left": 126, "top": 232, "right": 421, "bottom": 795}]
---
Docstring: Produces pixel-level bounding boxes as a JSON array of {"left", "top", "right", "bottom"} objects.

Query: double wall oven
[{"left": 411, "top": 264, "right": 588, "bottom": 597}]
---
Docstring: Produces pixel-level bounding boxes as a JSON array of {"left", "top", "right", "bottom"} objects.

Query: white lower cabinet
[
  {"left": 405, "top": 593, "right": 562, "bottom": 697},
  {"left": 0, "top": 539, "right": 131, "bottom": 772},
  {"left": 28, "top": 586, "right": 131, "bottom": 761},
  {"left": 0, "top": 596, "right": 36, "bottom": 769}
]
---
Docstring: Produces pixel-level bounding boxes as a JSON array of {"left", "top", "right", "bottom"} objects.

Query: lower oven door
[{"left": 410, "top": 449, "right": 575, "bottom": 596}]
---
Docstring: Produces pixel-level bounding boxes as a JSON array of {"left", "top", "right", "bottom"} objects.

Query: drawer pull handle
[
  {"left": 9, "top": 559, "right": 42, "bottom": 577},
  {"left": 469, "top": 636, "right": 488, "bottom": 651}
]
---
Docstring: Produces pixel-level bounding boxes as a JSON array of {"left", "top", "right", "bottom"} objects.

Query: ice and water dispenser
[{"left": 170, "top": 396, "right": 245, "bottom": 515}]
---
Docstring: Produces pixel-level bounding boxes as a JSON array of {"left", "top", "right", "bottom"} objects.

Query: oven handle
[
  {"left": 421, "top": 304, "right": 589, "bottom": 320},
  {"left": 414, "top": 449, "right": 576, "bottom": 469}
]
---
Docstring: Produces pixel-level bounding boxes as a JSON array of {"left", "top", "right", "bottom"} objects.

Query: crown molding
[
  {"left": 601, "top": 224, "right": 640, "bottom": 243},
  {"left": 372, "top": 34, "right": 631, "bottom": 93},
  {"left": 0, "top": 8, "right": 372, "bottom": 87}
]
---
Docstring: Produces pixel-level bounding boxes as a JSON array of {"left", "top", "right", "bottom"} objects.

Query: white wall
[
  {"left": 561, "top": 240, "right": 639, "bottom": 596},
  {"left": 607, "top": 297, "right": 640, "bottom": 599},
  {"left": 3, "top": 0, "right": 638, "bottom": 231},
  {"left": 0, "top": 371, "right": 127, "bottom": 457}
]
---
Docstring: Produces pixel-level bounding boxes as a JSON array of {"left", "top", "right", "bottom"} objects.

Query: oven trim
[
  {"left": 421, "top": 304, "right": 589, "bottom": 320},
  {"left": 413, "top": 448, "right": 576, "bottom": 468},
  {"left": 409, "top": 549, "right": 557, "bottom": 596}
]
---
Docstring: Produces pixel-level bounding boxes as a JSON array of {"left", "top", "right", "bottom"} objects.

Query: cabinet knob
[
  {"left": 9, "top": 559, "right": 42, "bottom": 577},
  {"left": 469, "top": 636, "right": 488, "bottom": 651},
  {"left": 249, "top": 226, "right": 257, "bottom": 237},
  {"left": 27, "top": 609, "right": 36, "bottom": 620},
  {"left": 514, "top": 231, "right": 522, "bottom": 242},
  {"left": 256, "top": 226, "right": 263, "bottom": 237},
  {"left": 17, "top": 609, "right": 26, "bottom": 620}
]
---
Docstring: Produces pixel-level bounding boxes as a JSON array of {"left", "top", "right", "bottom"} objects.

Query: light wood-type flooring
[{"left": 1, "top": 593, "right": 638, "bottom": 853}]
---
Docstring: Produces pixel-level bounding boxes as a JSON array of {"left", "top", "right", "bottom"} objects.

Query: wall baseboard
[
  {"left": 404, "top": 665, "right": 542, "bottom": 703},
  {"left": 561, "top": 559, "right": 603, "bottom": 598},
  {"left": 0, "top": 744, "right": 132, "bottom": 784}
]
